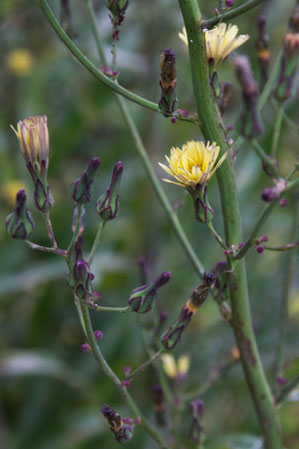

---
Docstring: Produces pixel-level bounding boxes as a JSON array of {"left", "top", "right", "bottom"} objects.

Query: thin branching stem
[
  {"left": 203, "top": 0, "right": 267, "bottom": 29},
  {"left": 270, "top": 103, "right": 284, "bottom": 158}
]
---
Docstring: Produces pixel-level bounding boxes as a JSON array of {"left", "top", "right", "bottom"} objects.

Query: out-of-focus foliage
[{"left": 0, "top": 1, "right": 298, "bottom": 448}]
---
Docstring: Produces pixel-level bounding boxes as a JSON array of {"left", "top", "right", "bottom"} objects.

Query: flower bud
[
  {"left": 70, "top": 157, "right": 100, "bottom": 204},
  {"left": 128, "top": 271, "right": 171, "bottom": 313},
  {"left": 159, "top": 49, "right": 178, "bottom": 116},
  {"left": 153, "top": 385, "right": 167, "bottom": 426},
  {"left": 73, "top": 259, "right": 95, "bottom": 300},
  {"left": 105, "top": 0, "right": 129, "bottom": 17},
  {"left": 101, "top": 404, "right": 134, "bottom": 444},
  {"left": 261, "top": 180, "right": 286, "bottom": 202},
  {"left": 194, "top": 185, "right": 215, "bottom": 224},
  {"left": 190, "top": 399, "right": 205, "bottom": 444},
  {"left": 6, "top": 189, "right": 34, "bottom": 239},
  {"left": 96, "top": 161, "right": 123, "bottom": 221}
]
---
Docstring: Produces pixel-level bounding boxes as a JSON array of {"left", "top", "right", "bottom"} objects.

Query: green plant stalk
[
  {"left": 38, "top": 0, "right": 196, "bottom": 124},
  {"left": 88, "top": 220, "right": 105, "bottom": 265},
  {"left": 251, "top": 139, "right": 280, "bottom": 178},
  {"left": 84, "top": 0, "right": 204, "bottom": 278},
  {"left": 79, "top": 301, "right": 172, "bottom": 449},
  {"left": 258, "top": 51, "right": 282, "bottom": 111},
  {"left": 178, "top": 1, "right": 281, "bottom": 448},
  {"left": 203, "top": 0, "right": 267, "bottom": 29},
  {"left": 270, "top": 104, "right": 284, "bottom": 158}
]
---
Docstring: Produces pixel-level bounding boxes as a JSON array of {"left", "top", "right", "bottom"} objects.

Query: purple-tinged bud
[
  {"left": 121, "top": 380, "right": 132, "bottom": 388},
  {"left": 190, "top": 399, "right": 205, "bottom": 444},
  {"left": 256, "top": 244, "right": 264, "bottom": 254},
  {"left": 101, "top": 404, "right": 134, "bottom": 444},
  {"left": 161, "top": 304, "right": 194, "bottom": 350},
  {"left": 70, "top": 157, "right": 100, "bottom": 204},
  {"left": 80, "top": 343, "right": 91, "bottom": 352},
  {"left": 6, "top": 189, "right": 34, "bottom": 239},
  {"left": 96, "top": 161, "right": 123, "bottom": 221},
  {"left": 153, "top": 385, "right": 167, "bottom": 426},
  {"left": 105, "top": 0, "right": 129, "bottom": 17},
  {"left": 213, "top": 8, "right": 220, "bottom": 15},
  {"left": 261, "top": 180, "right": 287, "bottom": 202},
  {"left": 94, "top": 330, "right": 103, "bottom": 340},
  {"left": 193, "top": 185, "right": 215, "bottom": 224},
  {"left": 260, "top": 235, "right": 268, "bottom": 243},
  {"left": 123, "top": 366, "right": 131, "bottom": 377},
  {"left": 73, "top": 259, "right": 95, "bottom": 300},
  {"left": 171, "top": 117, "right": 176, "bottom": 124},
  {"left": 276, "top": 376, "right": 287, "bottom": 385},
  {"left": 280, "top": 197, "right": 287, "bottom": 207},
  {"left": 226, "top": 125, "right": 233, "bottom": 132},
  {"left": 159, "top": 49, "right": 178, "bottom": 116},
  {"left": 225, "top": 0, "right": 234, "bottom": 7},
  {"left": 128, "top": 271, "right": 171, "bottom": 313}
]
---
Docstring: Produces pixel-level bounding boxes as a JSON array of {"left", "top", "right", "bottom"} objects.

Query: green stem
[
  {"left": 43, "top": 211, "right": 57, "bottom": 248},
  {"left": 88, "top": 220, "right": 105, "bottom": 265},
  {"left": 67, "top": 204, "right": 84, "bottom": 253},
  {"left": 264, "top": 243, "right": 298, "bottom": 252},
  {"left": 38, "top": 0, "right": 195, "bottom": 124},
  {"left": 24, "top": 240, "right": 67, "bottom": 256},
  {"left": 96, "top": 305, "right": 131, "bottom": 313},
  {"left": 258, "top": 51, "right": 282, "bottom": 111},
  {"left": 84, "top": 0, "right": 204, "bottom": 278},
  {"left": 270, "top": 104, "right": 284, "bottom": 158},
  {"left": 206, "top": 222, "right": 227, "bottom": 249},
  {"left": 203, "top": 0, "right": 267, "bottom": 29},
  {"left": 79, "top": 301, "right": 171, "bottom": 449},
  {"left": 276, "top": 374, "right": 299, "bottom": 405},
  {"left": 128, "top": 348, "right": 163, "bottom": 379},
  {"left": 85, "top": 0, "right": 106, "bottom": 62},
  {"left": 251, "top": 139, "right": 280, "bottom": 178},
  {"left": 178, "top": 1, "right": 281, "bottom": 448}
]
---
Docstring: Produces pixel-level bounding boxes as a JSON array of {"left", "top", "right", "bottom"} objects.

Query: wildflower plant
[{"left": 3, "top": 1, "right": 299, "bottom": 449}]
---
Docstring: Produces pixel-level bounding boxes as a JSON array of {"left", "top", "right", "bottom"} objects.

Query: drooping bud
[
  {"left": 232, "top": 54, "right": 262, "bottom": 138},
  {"left": 261, "top": 179, "right": 287, "bottom": 202},
  {"left": 128, "top": 271, "right": 171, "bottom": 313},
  {"left": 193, "top": 185, "right": 215, "bottom": 224},
  {"left": 6, "top": 189, "right": 34, "bottom": 239},
  {"left": 101, "top": 404, "right": 134, "bottom": 444},
  {"left": 189, "top": 399, "right": 205, "bottom": 444},
  {"left": 105, "top": 0, "right": 129, "bottom": 17},
  {"left": 161, "top": 273, "right": 214, "bottom": 349},
  {"left": 11, "top": 116, "right": 54, "bottom": 212},
  {"left": 152, "top": 385, "right": 167, "bottom": 426},
  {"left": 159, "top": 49, "right": 178, "bottom": 116},
  {"left": 70, "top": 157, "right": 100, "bottom": 204},
  {"left": 255, "top": 16, "right": 270, "bottom": 85},
  {"left": 96, "top": 161, "right": 123, "bottom": 221}
]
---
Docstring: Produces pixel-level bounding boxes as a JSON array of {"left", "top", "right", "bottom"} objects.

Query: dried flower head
[
  {"left": 179, "top": 23, "right": 249, "bottom": 66},
  {"left": 159, "top": 140, "right": 226, "bottom": 189}
]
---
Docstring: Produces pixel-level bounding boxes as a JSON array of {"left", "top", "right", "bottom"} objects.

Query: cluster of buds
[
  {"left": 275, "top": 1, "right": 299, "bottom": 102},
  {"left": 255, "top": 16, "right": 270, "bottom": 85},
  {"left": 232, "top": 54, "right": 262, "bottom": 138},
  {"left": 96, "top": 161, "right": 123, "bottom": 221},
  {"left": 6, "top": 189, "right": 34, "bottom": 239},
  {"left": 11, "top": 116, "right": 53, "bottom": 212},
  {"left": 161, "top": 273, "right": 215, "bottom": 349},
  {"left": 189, "top": 399, "right": 205, "bottom": 444},
  {"left": 128, "top": 271, "right": 171, "bottom": 313},
  {"left": 70, "top": 158, "right": 100, "bottom": 204},
  {"left": 255, "top": 234, "right": 268, "bottom": 254},
  {"left": 152, "top": 385, "right": 167, "bottom": 426},
  {"left": 159, "top": 49, "right": 178, "bottom": 116},
  {"left": 105, "top": 0, "right": 129, "bottom": 43},
  {"left": 261, "top": 179, "right": 287, "bottom": 202},
  {"left": 101, "top": 404, "right": 134, "bottom": 444}
]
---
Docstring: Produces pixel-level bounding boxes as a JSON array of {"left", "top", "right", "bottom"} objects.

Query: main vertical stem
[{"left": 178, "top": 1, "right": 282, "bottom": 448}]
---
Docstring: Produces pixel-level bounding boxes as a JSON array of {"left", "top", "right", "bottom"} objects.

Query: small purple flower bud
[
  {"left": 225, "top": 0, "right": 234, "bottom": 7},
  {"left": 260, "top": 235, "right": 268, "bottom": 242},
  {"left": 280, "top": 197, "right": 287, "bottom": 207},
  {"left": 80, "top": 343, "right": 91, "bottom": 352},
  {"left": 128, "top": 271, "right": 171, "bottom": 313},
  {"left": 276, "top": 376, "right": 287, "bottom": 385},
  {"left": 94, "top": 330, "right": 103, "bottom": 340},
  {"left": 213, "top": 8, "right": 219, "bottom": 15},
  {"left": 256, "top": 244, "right": 264, "bottom": 254},
  {"left": 123, "top": 366, "right": 131, "bottom": 377},
  {"left": 96, "top": 161, "right": 123, "bottom": 221},
  {"left": 73, "top": 259, "right": 95, "bottom": 300},
  {"left": 261, "top": 180, "right": 286, "bottom": 202},
  {"left": 171, "top": 117, "right": 176, "bottom": 124},
  {"left": 70, "top": 157, "right": 100, "bottom": 204},
  {"left": 121, "top": 380, "right": 132, "bottom": 387},
  {"left": 238, "top": 242, "right": 244, "bottom": 249},
  {"left": 226, "top": 125, "right": 233, "bottom": 132},
  {"left": 6, "top": 189, "right": 35, "bottom": 239}
]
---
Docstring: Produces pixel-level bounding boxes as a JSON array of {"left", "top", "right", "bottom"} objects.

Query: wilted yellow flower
[
  {"left": 11, "top": 116, "right": 49, "bottom": 172},
  {"left": 161, "top": 353, "right": 190, "bottom": 379},
  {"left": 178, "top": 23, "right": 249, "bottom": 66},
  {"left": 159, "top": 140, "right": 226, "bottom": 189},
  {"left": 1, "top": 180, "right": 26, "bottom": 206},
  {"left": 6, "top": 49, "right": 34, "bottom": 76}
]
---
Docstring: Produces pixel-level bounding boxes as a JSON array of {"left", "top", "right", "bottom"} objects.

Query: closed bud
[
  {"left": 159, "top": 49, "right": 178, "bottom": 116},
  {"left": 105, "top": 0, "right": 129, "bottom": 16},
  {"left": 128, "top": 271, "right": 171, "bottom": 313},
  {"left": 194, "top": 185, "right": 214, "bottom": 224},
  {"left": 73, "top": 259, "right": 95, "bottom": 300},
  {"left": 261, "top": 180, "right": 286, "bottom": 202},
  {"left": 101, "top": 404, "right": 134, "bottom": 444},
  {"left": 96, "top": 161, "right": 123, "bottom": 221},
  {"left": 190, "top": 399, "right": 205, "bottom": 444},
  {"left": 6, "top": 189, "right": 34, "bottom": 239},
  {"left": 161, "top": 304, "right": 194, "bottom": 350},
  {"left": 70, "top": 157, "right": 100, "bottom": 204}
]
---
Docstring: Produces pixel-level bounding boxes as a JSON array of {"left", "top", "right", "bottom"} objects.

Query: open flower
[
  {"left": 159, "top": 140, "right": 226, "bottom": 189},
  {"left": 161, "top": 353, "right": 190, "bottom": 380},
  {"left": 179, "top": 23, "right": 249, "bottom": 66}
]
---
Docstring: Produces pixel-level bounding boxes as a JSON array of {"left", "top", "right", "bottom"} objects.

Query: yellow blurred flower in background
[
  {"left": 161, "top": 353, "right": 190, "bottom": 380},
  {"left": 1, "top": 180, "right": 26, "bottom": 206},
  {"left": 6, "top": 49, "right": 34, "bottom": 76}
]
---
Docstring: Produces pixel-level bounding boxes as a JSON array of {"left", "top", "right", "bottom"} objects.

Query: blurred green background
[{"left": 0, "top": 0, "right": 298, "bottom": 448}]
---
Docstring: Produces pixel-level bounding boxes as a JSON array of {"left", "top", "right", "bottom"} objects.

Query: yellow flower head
[
  {"left": 1, "top": 180, "right": 27, "bottom": 207},
  {"left": 178, "top": 23, "right": 249, "bottom": 66},
  {"left": 6, "top": 49, "right": 34, "bottom": 76},
  {"left": 161, "top": 353, "right": 190, "bottom": 379},
  {"left": 11, "top": 116, "right": 49, "bottom": 171},
  {"left": 159, "top": 140, "right": 226, "bottom": 189}
]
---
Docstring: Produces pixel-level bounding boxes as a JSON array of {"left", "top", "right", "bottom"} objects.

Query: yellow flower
[
  {"left": 178, "top": 23, "right": 249, "bottom": 66},
  {"left": 6, "top": 49, "right": 34, "bottom": 76},
  {"left": 161, "top": 353, "right": 190, "bottom": 379},
  {"left": 1, "top": 180, "right": 26, "bottom": 206},
  {"left": 159, "top": 140, "right": 226, "bottom": 189},
  {"left": 11, "top": 116, "right": 49, "bottom": 171}
]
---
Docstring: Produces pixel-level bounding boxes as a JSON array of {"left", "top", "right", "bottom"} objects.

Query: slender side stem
[
  {"left": 273, "top": 196, "right": 298, "bottom": 391},
  {"left": 79, "top": 302, "right": 171, "bottom": 449},
  {"left": 270, "top": 104, "right": 284, "bottom": 158},
  {"left": 128, "top": 348, "right": 163, "bottom": 379},
  {"left": 43, "top": 211, "right": 58, "bottom": 248},
  {"left": 88, "top": 221, "right": 105, "bottom": 265},
  {"left": 203, "top": 0, "right": 267, "bottom": 29},
  {"left": 178, "top": 1, "right": 281, "bottom": 448},
  {"left": 251, "top": 139, "right": 280, "bottom": 178},
  {"left": 264, "top": 243, "right": 298, "bottom": 252},
  {"left": 206, "top": 222, "right": 228, "bottom": 250},
  {"left": 85, "top": 0, "right": 106, "bottom": 62},
  {"left": 67, "top": 204, "right": 84, "bottom": 253},
  {"left": 96, "top": 305, "right": 131, "bottom": 313},
  {"left": 258, "top": 51, "right": 282, "bottom": 111},
  {"left": 38, "top": 0, "right": 196, "bottom": 124},
  {"left": 84, "top": 0, "right": 204, "bottom": 278},
  {"left": 24, "top": 240, "right": 67, "bottom": 256},
  {"left": 276, "top": 374, "right": 299, "bottom": 405}
]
